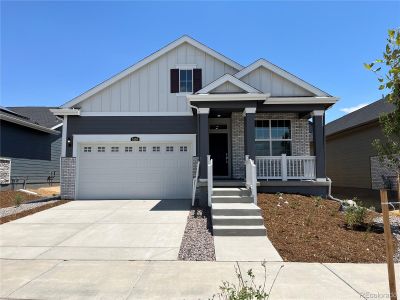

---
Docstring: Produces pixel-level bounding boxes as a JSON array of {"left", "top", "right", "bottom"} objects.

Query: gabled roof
[
  {"left": 61, "top": 35, "right": 243, "bottom": 108},
  {"left": 234, "top": 59, "right": 330, "bottom": 97},
  {"left": 196, "top": 74, "right": 261, "bottom": 94},
  {"left": 0, "top": 106, "right": 61, "bottom": 134},
  {"left": 8, "top": 106, "right": 62, "bottom": 128},
  {"left": 325, "top": 98, "right": 395, "bottom": 137}
]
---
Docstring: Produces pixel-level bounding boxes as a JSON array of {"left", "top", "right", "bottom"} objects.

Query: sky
[{"left": 1, "top": 1, "right": 399, "bottom": 122}]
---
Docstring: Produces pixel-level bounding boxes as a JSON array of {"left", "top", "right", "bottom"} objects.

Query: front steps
[{"left": 211, "top": 188, "right": 266, "bottom": 236}]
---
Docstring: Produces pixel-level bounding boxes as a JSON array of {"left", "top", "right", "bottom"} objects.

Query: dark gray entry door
[{"left": 209, "top": 133, "right": 229, "bottom": 176}]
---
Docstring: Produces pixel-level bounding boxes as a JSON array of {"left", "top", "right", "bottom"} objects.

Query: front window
[
  {"left": 255, "top": 120, "right": 292, "bottom": 156},
  {"left": 179, "top": 69, "right": 193, "bottom": 93}
]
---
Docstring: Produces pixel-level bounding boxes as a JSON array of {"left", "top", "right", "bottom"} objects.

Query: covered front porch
[{"left": 190, "top": 97, "right": 328, "bottom": 183}]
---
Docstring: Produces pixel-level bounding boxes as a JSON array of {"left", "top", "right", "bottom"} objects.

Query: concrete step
[
  {"left": 212, "top": 195, "right": 253, "bottom": 204},
  {"left": 212, "top": 215, "right": 264, "bottom": 226},
  {"left": 212, "top": 187, "right": 251, "bottom": 197},
  {"left": 213, "top": 225, "right": 266, "bottom": 236},
  {"left": 213, "top": 181, "right": 246, "bottom": 187},
  {"left": 212, "top": 203, "right": 261, "bottom": 216}
]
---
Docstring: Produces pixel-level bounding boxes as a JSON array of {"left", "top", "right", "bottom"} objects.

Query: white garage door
[{"left": 77, "top": 142, "right": 193, "bottom": 199}]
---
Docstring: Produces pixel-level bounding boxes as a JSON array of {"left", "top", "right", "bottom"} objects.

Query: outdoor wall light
[
  {"left": 67, "top": 137, "right": 72, "bottom": 147},
  {"left": 217, "top": 114, "right": 221, "bottom": 118}
]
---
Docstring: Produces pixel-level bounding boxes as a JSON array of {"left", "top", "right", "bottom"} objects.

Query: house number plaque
[{"left": 130, "top": 137, "right": 140, "bottom": 141}]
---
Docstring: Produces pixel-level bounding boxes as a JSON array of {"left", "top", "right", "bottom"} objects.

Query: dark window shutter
[
  {"left": 193, "top": 69, "right": 202, "bottom": 93},
  {"left": 170, "top": 69, "right": 179, "bottom": 93}
]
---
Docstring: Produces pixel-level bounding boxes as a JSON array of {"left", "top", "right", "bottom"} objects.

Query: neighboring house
[
  {"left": 52, "top": 35, "right": 337, "bottom": 205},
  {"left": 0, "top": 106, "right": 63, "bottom": 189},
  {"left": 326, "top": 99, "right": 396, "bottom": 191}
]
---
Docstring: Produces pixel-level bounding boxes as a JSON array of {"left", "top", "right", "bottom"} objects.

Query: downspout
[{"left": 326, "top": 177, "right": 342, "bottom": 202}]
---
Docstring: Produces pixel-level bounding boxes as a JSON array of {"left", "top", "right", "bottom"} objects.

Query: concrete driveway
[{"left": 0, "top": 199, "right": 191, "bottom": 261}]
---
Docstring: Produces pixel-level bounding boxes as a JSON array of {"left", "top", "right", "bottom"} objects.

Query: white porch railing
[
  {"left": 192, "top": 160, "right": 200, "bottom": 206},
  {"left": 207, "top": 155, "right": 213, "bottom": 207},
  {"left": 256, "top": 155, "right": 316, "bottom": 180},
  {"left": 245, "top": 155, "right": 258, "bottom": 204}
]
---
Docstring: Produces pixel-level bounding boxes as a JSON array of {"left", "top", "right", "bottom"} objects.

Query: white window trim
[
  {"left": 255, "top": 119, "right": 292, "bottom": 156},
  {"left": 179, "top": 69, "right": 194, "bottom": 94}
]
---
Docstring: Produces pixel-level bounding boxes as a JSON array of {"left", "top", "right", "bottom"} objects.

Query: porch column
[
  {"left": 244, "top": 107, "right": 256, "bottom": 160},
  {"left": 198, "top": 108, "right": 209, "bottom": 179},
  {"left": 312, "top": 110, "right": 326, "bottom": 180}
]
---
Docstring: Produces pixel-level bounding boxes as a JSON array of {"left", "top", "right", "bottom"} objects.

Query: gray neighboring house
[
  {"left": 52, "top": 36, "right": 338, "bottom": 205},
  {"left": 0, "top": 106, "right": 63, "bottom": 189},
  {"left": 326, "top": 99, "right": 396, "bottom": 192}
]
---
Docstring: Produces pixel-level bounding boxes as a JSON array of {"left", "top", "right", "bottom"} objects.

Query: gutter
[{"left": 0, "top": 114, "right": 60, "bottom": 135}]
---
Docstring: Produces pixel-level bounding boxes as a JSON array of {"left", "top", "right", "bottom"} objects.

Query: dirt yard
[
  {"left": 28, "top": 186, "right": 60, "bottom": 197},
  {"left": 0, "top": 190, "right": 42, "bottom": 209},
  {"left": 258, "top": 193, "right": 397, "bottom": 263}
]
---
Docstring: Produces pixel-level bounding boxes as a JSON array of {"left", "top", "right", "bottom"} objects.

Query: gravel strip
[
  {"left": 373, "top": 215, "right": 400, "bottom": 262},
  {"left": 178, "top": 206, "right": 215, "bottom": 261},
  {"left": 0, "top": 200, "right": 60, "bottom": 218}
]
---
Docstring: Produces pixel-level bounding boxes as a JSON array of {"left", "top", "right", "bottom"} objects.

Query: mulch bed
[
  {"left": 178, "top": 206, "right": 216, "bottom": 261},
  {"left": 0, "top": 200, "right": 70, "bottom": 224},
  {"left": 0, "top": 190, "right": 42, "bottom": 208},
  {"left": 258, "top": 193, "right": 398, "bottom": 263}
]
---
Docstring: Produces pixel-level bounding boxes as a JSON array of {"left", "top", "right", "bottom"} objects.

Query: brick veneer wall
[
  {"left": 231, "top": 112, "right": 310, "bottom": 179},
  {"left": 192, "top": 156, "right": 199, "bottom": 178},
  {"left": 370, "top": 156, "right": 398, "bottom": 190},
  {"left": 0, "top": 158, "right": 11, "bottom": 184},
  {"left": 60, "top": 157, "right": 76, "bottom": 199}
]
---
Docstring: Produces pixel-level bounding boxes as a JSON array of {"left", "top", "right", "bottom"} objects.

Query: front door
[{"left": 209, "top": 133, "right": 229, "bottom": 177}]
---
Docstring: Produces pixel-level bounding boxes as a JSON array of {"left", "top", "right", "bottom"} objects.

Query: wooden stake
[
  {"left": 380, "top": 189, "right": 397, "bottom": 300},
  {"left": 397, "top": 173, "right": 400, "bottom": 201}
]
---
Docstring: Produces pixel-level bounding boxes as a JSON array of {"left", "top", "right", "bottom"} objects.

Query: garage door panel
[{"left": 77, "top": 142, "right": 192, "bottom": 199}]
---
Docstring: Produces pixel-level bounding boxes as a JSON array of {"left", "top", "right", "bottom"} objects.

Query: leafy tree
[{"left": 365, "top": 28, "right": 400, "bottom": 199}]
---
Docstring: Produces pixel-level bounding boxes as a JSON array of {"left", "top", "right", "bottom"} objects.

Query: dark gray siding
[
  {"left": 66, "top": 116, "right": 197, "bottom": 157},
  {"left": 326, "top": 121, "right": 385, "bottom": 189},
  {"left": 0, "top": 121, "right": 62, "bottom": 184}
]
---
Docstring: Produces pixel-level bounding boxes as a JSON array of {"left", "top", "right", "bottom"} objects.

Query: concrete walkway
[
  {"left": 214, "top": 236, "right": 283, "bottom": 261},
  {"left": 1, "top": 260, "right": 399, "bottom": 299},
  {"left": 0, "top": 199, "right": 190, "bottom": 261}
]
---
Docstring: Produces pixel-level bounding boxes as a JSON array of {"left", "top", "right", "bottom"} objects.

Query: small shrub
[
  {"left": 344, "top": 205, "right": 367, "bottom": 229},
  {"left": 313, "top": 196, "right": 322, "bottom": 207},
  {"left": 211, "top": 261, "right": 268, "bottom": 300},
  {"left": 14, "top": 194, "right": 23, "bottom": 207},
  {"left": 305, "top": 213, "right": 312, "bottom": 226}
]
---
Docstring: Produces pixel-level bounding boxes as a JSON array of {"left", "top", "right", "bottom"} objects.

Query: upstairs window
[
  {"left": 170, "top": 68, "right": 202, "bottom": 93},
  {"left": 179, "top": 69, "right": 193, "bottom": 93}
]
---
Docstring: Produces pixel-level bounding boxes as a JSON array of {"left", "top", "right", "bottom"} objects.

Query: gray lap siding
[{"left": 65, "top": 116, "right": 198, "bottom": 157}]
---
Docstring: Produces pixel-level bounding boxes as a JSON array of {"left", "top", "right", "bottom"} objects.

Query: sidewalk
[{"left": 1, "top": 259, "right": 399, "bottom": 299}]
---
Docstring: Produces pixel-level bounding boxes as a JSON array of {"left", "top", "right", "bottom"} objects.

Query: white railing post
[
  {"left": 281, "top": 154, "right": 287, "bottom": 181},
  {"left": 251, "top": 159, "right": 257, "bottom": 204},
  {"left": 207, "top": 155, "right": 213, "bottom": 207}
]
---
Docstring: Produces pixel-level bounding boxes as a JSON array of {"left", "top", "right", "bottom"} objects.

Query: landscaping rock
[
  {"left": 178, "top": 207, "right": 215, "bottom": 261},
  {"left": 373, "top": 215, "right": 400, "bottom": 263}
]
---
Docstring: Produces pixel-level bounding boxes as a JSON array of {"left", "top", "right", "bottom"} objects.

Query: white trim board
[
  {"left": 196, "top": 74, "right": 262, "bottom": 94},
  {"left": 61, "top": 116, "right": 68, "bottom": 157},
  {"left": 72, "top": 134, "right": 197, "bottom": 157},
  {"left": 188, "top": 93, "right": 270, "bottom": 102},
  {"left": 61, "top": 36, "right": 243, "bottom": 109},
  {"left": 264, "top": 97, "right": 338, "bottom": 105},
  {"left": 234, "top": 59, "right": 331, "bottom": 97},
  {"left": 79, "top": 111, "right": 193, "bottom": 117}
]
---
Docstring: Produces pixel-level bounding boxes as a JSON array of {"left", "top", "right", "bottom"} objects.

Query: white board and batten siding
[
  {"left": 78, "top": 42, "right": 239, "bottom": 114},
  {"left": 241, "top": 67, "right": 314, "bottom": 97}
]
